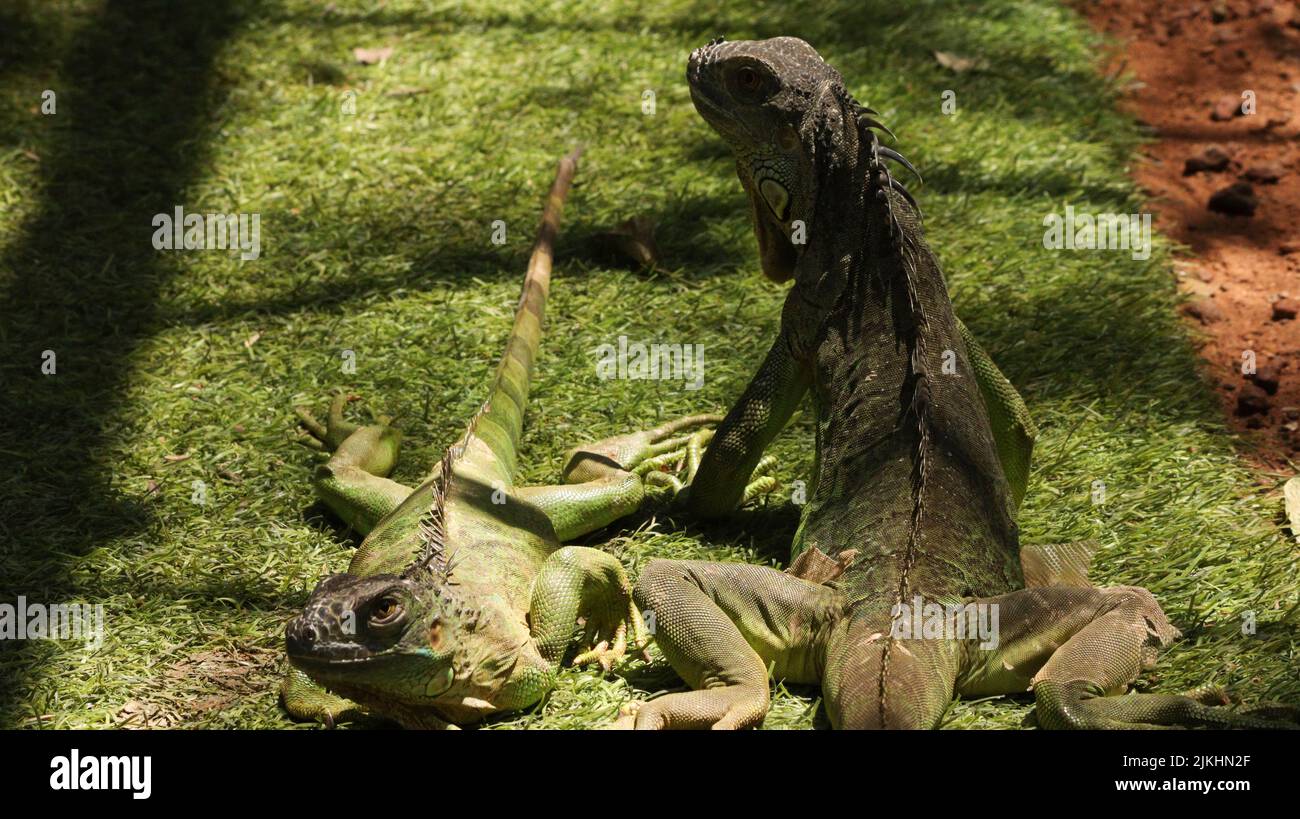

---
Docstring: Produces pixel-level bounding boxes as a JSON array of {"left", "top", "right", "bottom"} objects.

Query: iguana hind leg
[
  {"left": 295, "top": 394, "right": 412, "bottom": 534},
  {"left": 619, "top": 560, "right": 833, "bottom": 729},
  {"left": 957, "top": 585, "right": 1299, "bottom": 729}
]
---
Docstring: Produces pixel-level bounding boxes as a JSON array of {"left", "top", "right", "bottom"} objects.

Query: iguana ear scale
[{"left": 738, "top": 162, "right": 798, "bottom": 282}]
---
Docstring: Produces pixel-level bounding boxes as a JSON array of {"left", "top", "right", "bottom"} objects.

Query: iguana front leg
[
  {"left": 295, "top": 394, "right": 413, "bottom": 534},
  {"left": 529, "top": 546, "right": 649, "bottom": 672},
  {"left": 519, "top": 413, "right": 775, "bottom": 541},
  {"left": 617, "top": 559, "right": 834, "bottom": 729},
  {"left": 280, "top": 667, "right": 375, "bottom": 729},
  {"left": 956, "top": 319, "right": 1036, "bottom": 510},
  {"left": 687, "top": 332, "right": 810, "bottom": 518},
  {"left": 683, "top": 318, "right": 1035, "bottom": 517},
  {"left": 958, "top": 585, "right": 1300, "bottom": 729}
]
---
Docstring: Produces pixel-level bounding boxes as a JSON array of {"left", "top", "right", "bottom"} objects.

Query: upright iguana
[
  {"left": 617, "top": 38, "right": 1296, "bottom": 729},
  {"left": 279, "top": 151, "right": 742, "bottom": 728}
]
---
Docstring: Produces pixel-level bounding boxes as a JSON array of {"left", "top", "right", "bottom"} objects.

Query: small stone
[
  {"left": 1183, "top": 145, "right": 1232, "bottom": 175},
  {"left": 1210, "top": 2, "right": 1229, "bottom": 23},
  {"left": 1279, "top": 242, "right": 1300, "bottom": 255},
  {"left": 1281, "top": 406, "right": 1300, "bottom": 421},
  {"left": 1182, "top": 297, "right": 1226, "bottom": 323},
  {"left": 1236, "top": 383, "right": 1271, "bottom": 416},
  {"left": 1211, "top": 96, "right": 1240, "bottom": 121},
  {"left": 1241, "top": 163, "right": 1283, "bottom": 184},
  {"left": 1248, "top": 366, "right": 1280, "bottom": 395},
  {"left": 1271, "top": 297, "right": 1299, "bottom": 321},
  {"left": 1208, "top": 182, "right": 1257, "bottom": 216}
]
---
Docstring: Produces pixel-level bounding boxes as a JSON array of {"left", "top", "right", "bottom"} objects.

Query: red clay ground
[{"left": 1083, "top": 0, "right": 1300, "bottom": 469}]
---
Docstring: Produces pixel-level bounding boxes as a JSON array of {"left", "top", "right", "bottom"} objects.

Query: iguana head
[
  {"left": 285, "top": 570, "right": 468, "bottom": 724},
  {"left": 687, "top": 36, "right": 912, "bottom": 282}
]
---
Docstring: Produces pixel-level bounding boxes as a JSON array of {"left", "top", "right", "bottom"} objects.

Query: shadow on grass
[{"left": 0, "top": 0, "right": 257, "bottom": 725}]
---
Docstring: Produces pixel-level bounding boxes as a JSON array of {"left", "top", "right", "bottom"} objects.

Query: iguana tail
[{"left": 455, "top": 148, "right": 582, "bottom": 485}]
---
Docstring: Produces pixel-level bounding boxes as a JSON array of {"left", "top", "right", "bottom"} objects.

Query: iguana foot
[
  {"left": 562, "top": 413, "right": 721, "bottom": 484},
  {"left": 293, "top": 393, "right": 408, "bottom": 532},
  {"left": 985, "top": 585, "right": 1300, "bottom": 730},
  {"left": 530, "top": 546, "right": 651, "bottom": 673},
  {"left": 608, "top": 701, "right": 641, "bottom": 729},
  {"left": 1035, "top": 680, "right": 1300, "bottom": 730},
  {"left": 280, "top": 667, "right": 366, "bottom": 728},
  {"left": 296, "top": 393, "right": 399, "bottom": 450},
  {"left": 572, "top": 593, "right": 651, "bottom": 672},
  {"left": 559, "top": 414, "right": 780, "bottom": 508},
  {"left": 295, "top": 393, "right": 365, "bottom": 451},
  {"left": 670, "top": 441, "right": 780, "bottom": 510},
  {"left": 614, "top": 686, "right": 769, "bottom": 729}
]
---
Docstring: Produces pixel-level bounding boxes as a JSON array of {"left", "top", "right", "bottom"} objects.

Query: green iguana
[
  {"left": 616, "top": 38, "right": 1297, "bottom": 730},
  {"left": 280, "top": 151, "right": 750, "bottom": 728}
]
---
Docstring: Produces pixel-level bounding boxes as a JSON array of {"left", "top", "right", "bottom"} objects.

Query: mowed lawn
[{"left": 0, "top": 0, "right": 1295, "bottom": 729}]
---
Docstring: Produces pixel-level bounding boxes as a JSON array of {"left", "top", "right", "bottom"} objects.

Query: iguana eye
[
  {"left": 369, "top": 596, "right": 404, "bottom": 628},
  {"left": 728, "top": 63, "right": 771, "bottom": 99}
]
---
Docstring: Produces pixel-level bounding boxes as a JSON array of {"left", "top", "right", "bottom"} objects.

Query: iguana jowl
[
  {"left": 280, "top": 151, "right": 727, "bottom": 728},
  {"left": 620, "top": 38, "right": 1296, "bottom": 729}
]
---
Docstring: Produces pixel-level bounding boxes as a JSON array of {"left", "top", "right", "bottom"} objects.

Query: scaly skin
[
  {"left": 619, "top": 38, "right": 1298, "bottom": 730},
  {"left": 280, "top": 151, "right": 755, "bottom": 728}
]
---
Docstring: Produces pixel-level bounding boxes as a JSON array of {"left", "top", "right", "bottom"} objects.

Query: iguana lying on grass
[
  {"left": 618, "top": 38, "right": 1296, "bottom": 729},
  {"left": 280, "top": 151, "right": 744, "bottom": 728}
]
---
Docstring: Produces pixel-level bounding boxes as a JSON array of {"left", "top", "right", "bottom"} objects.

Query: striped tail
[{"left": 455, "top": 148, "right": 582, "bottom": 485}]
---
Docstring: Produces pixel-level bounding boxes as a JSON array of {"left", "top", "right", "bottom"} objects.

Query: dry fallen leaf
[
  {"left": 163, "top": 453, "right": 191, "bottom": 463},
  {"left": 353, "top": 46, "right": 393, "bottom": 65},
  {"left": 243, "top": 331, "right": 261, "bottom": 349},
  {"left": 1284, "top": 476, "right": 1300, "bottom": 542},
  {"left": 600, "top": 216, "right": 660, "bottom": 269},
  {"left": 116, "top": 700, "right": 176, "bottom": 729},
  {"left": 933, "top": 51, "right": 986, "bottom": 73}
]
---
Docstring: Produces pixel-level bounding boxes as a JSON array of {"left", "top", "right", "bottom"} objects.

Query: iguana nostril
[{"left": 285, "top": 619, "right": 319, "bottom": 653}]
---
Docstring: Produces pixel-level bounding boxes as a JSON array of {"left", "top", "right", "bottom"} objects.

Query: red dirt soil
[{"left": 1083, "top": 0, "right": 1300, "bottom": 469}]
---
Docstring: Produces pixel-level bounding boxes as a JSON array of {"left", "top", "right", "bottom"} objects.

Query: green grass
[{"left": 0, "top": 0, "right": 1295, "bottom": 729}]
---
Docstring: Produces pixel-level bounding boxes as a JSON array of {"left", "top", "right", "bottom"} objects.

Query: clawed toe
[{"left": 294, "top": 394, "right": 364, "bottom": 451}]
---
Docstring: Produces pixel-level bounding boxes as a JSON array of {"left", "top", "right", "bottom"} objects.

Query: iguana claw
[{"left": 295, "top": 394, "right": 362, "bottom": 451}]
